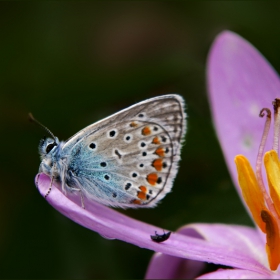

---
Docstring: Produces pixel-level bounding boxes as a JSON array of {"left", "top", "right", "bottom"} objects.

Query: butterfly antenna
[{"left": 28, "top": 113, "right": 56, "bottom": 140}]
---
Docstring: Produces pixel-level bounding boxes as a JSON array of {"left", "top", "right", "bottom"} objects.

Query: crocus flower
[
  {"left": 36, "top": 31, "right": 280, "bottom": 278},
  {"left": 146, "top": 31, "right": 280, "bottom": 278},
  {"left": 208, "top": 30, "right": 280, "bottom": 273}
]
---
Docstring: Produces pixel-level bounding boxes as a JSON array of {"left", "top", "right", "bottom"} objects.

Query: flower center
[{"left": 235, "top": 98, "right": 280, "bottom": 271}]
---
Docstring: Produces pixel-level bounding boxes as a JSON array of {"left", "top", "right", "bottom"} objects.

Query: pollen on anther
[
  {"left": 152, "top": 137, "right": 161, "bottom": 145},
  {"left": 155, "top": 147, "right": 165, "bottom": 157},
  {"left": 142, "top": 126, "right": 151, "bottom": 136},
  {"left": 147, "top": 173, "right": 158, "bottom": 185},
  {"left": 152, "top": 159, "right": 163, "bottom": 171}
]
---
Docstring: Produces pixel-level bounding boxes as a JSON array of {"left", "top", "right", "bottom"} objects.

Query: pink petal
[
  {"left": 37, "top": 173, "right": 269, "bottom": 274},
  {"left": 145, "top": 252, "right": 205, "bottom": 279},
  {"left": 145, "top": 222, "right": 271, "bottom": 278},
  {"left": 207, "top": 31, "right": 280, "bottom": 194},
  {"left": 181, "top": 224, "right": 266, "bottom": 266},
  {"left": 197, "top": 268, "right": 270, "bottom": 279},
  {"left": 145, "top": 228, "right": 206, "bottom": 279}
]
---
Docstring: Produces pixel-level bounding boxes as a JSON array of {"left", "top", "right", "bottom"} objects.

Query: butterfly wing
[{"left": 62, "top": 94, "right": 186, "bottom": 208}]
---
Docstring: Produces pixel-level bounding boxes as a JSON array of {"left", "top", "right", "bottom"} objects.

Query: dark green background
[{"left": 1, "top": 1, "right": 279, "bottom": 278}]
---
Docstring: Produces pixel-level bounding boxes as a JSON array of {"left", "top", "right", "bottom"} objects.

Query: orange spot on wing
[
  {"left": 137, "top": 191, "right": 146, "bottom": 200},
  {"left": 152, "top": 137, "right": 161, "bottom": 144},
  {"left": 147, "top": 173, "right": 158, "bottom": 186},
  {"left": 142, "top": 126, "right": 151, "bottom": 136},
  {"left": 130, "top": 122, "right": 138, "bottom": 127},
  {"left": 155, "top": 147, "right": 165, "bottom": 157},
  {"left": 139, "top": 186, "right": 147, "bottom": 193},
  {"left": 132, "top": 199, "right": 142, "bottom": 205},
  {"left": 152, "top": 159, "right": 163, "bottom": 171}
]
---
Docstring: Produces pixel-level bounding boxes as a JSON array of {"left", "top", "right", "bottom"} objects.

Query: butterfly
[
  {"left": 150, "top": 230, "right": 171, "bottom": 243},
  {"left": 32, "top": 94, "right": 186, "bottom": 209}
]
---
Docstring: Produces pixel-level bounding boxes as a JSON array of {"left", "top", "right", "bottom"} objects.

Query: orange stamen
[
  {"left": 235, "top": 102, "right": 280, "bottom": 271},
  {"left": 264, "top": 151, "right": 280, "bottom": 218},
  {"left": 235, "top": 155, "right": 268, "bottom": 233},
  {"left": 261, "top": 210, "right": 280, "bottom": 270}
]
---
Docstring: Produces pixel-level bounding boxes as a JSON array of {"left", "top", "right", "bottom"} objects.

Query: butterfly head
[
  {"left": 38, "top": 136, "right": 63, "bottom": 178},
  {"left": 29, "top": 113, "right": 62, "bottom": 175},
  {"left": 39, "top": 136, "right": 59, "bottom": 158}
]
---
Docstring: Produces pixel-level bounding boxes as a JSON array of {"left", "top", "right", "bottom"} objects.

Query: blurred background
[{"left": 1, "top": 1, "right": 280, "bottom": 278}]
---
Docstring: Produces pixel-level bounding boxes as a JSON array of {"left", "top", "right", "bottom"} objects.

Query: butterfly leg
[
  {"left": 44, "top": 162, "right": 58, "bottom": 198},
  {"left": 44, "top": 175, "right": 54, "bottom": 198},
  {"left": 70, "top": 187, "right": 85, "bottom": 209}
]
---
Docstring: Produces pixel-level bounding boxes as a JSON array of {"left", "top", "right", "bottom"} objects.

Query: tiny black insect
[{"left": 150, "top": 230, "right": 171, "bottom": 243}]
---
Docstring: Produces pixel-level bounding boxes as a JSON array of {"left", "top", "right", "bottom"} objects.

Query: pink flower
[
  {"left": 36, "top": 31, "right": 280, "bottom": 278},
  {"left": 146, "top": 31, "right": 280, "bottom": 278}
]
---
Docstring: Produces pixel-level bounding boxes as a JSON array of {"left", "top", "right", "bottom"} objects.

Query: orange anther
[{"left": 261, "top": 210, "right": 280, "bottom": 270}]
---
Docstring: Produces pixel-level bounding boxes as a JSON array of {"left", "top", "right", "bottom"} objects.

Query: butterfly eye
[{"left": 46, "top": 142, "right": 57, "bottom": 154}]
